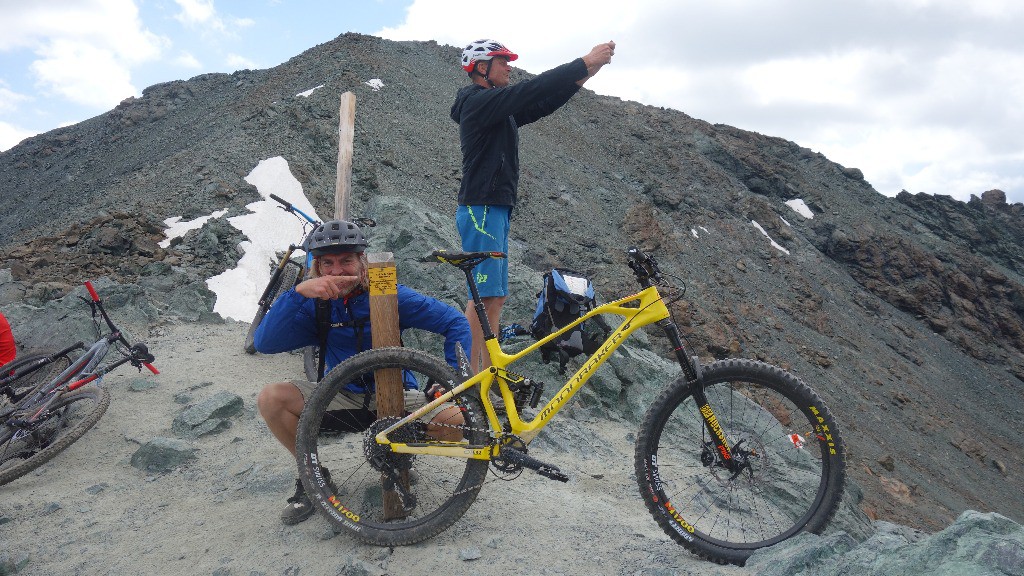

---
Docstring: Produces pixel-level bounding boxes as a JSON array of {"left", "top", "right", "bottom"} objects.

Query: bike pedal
[
  {"left": 502, "top": 447, "right": 569, "bottom": 483},
  {"left": 537, "top": 465, "right": 569, "bottom": 483}
]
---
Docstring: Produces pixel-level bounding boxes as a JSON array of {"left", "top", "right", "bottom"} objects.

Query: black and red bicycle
[{"left": 0, "top": 281, "right": 157, "bottom": 485}]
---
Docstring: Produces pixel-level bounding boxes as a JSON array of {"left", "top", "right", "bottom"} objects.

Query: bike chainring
[{"left": 489, "top": 433, "right": 527, "bottom": 477}]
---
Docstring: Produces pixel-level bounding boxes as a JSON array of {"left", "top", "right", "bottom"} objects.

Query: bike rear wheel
[
  {"left": 635, "top": 358, "right": 846, "bottom": 565},
  {"left": 244, "top": 260, "right": 301, "bottom": 354},
  {"left": 1, "top": 352, "right": 73, "bottom": 410},
  {"left": 0, "top": 386, "right": 111, "bottom": 485},
  {"left": 295, "top": 347, "right": 489, "bottom": 546}
]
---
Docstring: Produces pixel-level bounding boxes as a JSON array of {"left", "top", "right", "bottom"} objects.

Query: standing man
[{"left": 451, "top": 39, "right": 615, "bottom": 373}]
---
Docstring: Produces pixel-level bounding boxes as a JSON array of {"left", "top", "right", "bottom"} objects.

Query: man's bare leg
[{"left": 257, "top": 381, "right": 306, "bottom": 457}]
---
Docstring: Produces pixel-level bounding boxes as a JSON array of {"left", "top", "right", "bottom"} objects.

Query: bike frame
[
  {"left": 375, "top": 251, "right": 736, "bottom": 469},
  {"left": 379, "top": 286, "right": 670, "bottom": 459}
]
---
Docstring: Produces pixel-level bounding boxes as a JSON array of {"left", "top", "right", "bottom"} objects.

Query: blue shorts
[{"left": 456, "top": 205, "right": 510, "bottom": 298}]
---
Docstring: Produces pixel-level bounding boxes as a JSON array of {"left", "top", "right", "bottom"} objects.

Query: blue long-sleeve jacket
[
  {"left": 450, "top": 58, "right": 589, "bottom": 208},
  {"left": 253, "top": 285, "right": 471, "bottom": 391}
]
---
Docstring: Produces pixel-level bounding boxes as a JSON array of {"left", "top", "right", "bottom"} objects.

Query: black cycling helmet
[{"left": 306, "top": 219, "right": 367, "bottom": 256}]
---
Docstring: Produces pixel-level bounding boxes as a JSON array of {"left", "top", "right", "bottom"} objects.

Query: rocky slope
[{"left": 2, "top": 31, "right": 1023, "bottom": 544}]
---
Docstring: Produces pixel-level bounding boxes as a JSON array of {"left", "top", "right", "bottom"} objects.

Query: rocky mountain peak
[{"left": 2, "top": 32, "right": 1022, "bottom": 538}]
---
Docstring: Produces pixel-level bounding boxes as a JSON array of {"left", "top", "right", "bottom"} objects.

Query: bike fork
[{"left": 657, "top": 318, "right": 742, "bottom": 474}]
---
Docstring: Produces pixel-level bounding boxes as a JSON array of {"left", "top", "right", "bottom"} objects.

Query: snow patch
[
  {"left": 785, "top": 199, "right": 813, "bottom": 219},
  {"left": 751, "top": 220, "right": 790, "bottom": 255},
  {"left": 194, "top": 157, "right": 322, "bottom": 322},
  {"left": 296, "top": 84, "right": 324, "bottom": 98},
  {"left": 160, "top": 210, "right": 229, "bottom": 248}
]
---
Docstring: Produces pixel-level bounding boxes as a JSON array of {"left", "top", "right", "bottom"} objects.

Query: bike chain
[{"left": 369, "top": 404, "right": 531, "bottom": 498}]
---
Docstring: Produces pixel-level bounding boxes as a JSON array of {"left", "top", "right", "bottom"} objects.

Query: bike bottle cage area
[{"left": 428, "top": 250, "right": 506, "bottom": 271}]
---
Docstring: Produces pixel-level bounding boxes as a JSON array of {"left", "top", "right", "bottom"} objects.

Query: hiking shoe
[
  {"left": 281, "top": 478, "right": 315, "bottom": 525},
  {"left": 280, "top": 467, "right": 335, "bottom": 526}
]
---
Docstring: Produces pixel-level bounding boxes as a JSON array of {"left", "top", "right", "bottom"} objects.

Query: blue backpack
[{"left": 529, "top": 269, "right": 601, "bottom": 373}]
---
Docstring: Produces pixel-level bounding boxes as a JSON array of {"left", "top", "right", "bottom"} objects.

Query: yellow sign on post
[{"left": 368, "top": 266, "right": 398, "bottom": 296}]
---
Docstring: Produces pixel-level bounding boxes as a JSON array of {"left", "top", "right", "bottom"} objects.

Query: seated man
[{"left": 254, "top": 219, "right": 471, "bottom": 525}]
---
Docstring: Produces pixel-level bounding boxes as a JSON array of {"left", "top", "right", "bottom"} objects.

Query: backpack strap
[
  {"left": 315, "top": 295, "right": 372, "bottom": 407},
  {"left": 314, "top": 299, "right": 331, "bottom": 382}
]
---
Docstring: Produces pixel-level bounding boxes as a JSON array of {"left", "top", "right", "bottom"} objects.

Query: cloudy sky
[{"left": 1, "top": 0, "right": 1021, "bottom": 204}]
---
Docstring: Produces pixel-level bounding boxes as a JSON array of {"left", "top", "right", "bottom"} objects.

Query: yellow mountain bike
[{"left": 294, "top": 248, "right": 846, "bottom": 565}]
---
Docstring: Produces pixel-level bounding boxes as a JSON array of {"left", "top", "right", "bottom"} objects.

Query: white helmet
[{"left": 460, "top": 39, "right": 518, "bottom": 73}]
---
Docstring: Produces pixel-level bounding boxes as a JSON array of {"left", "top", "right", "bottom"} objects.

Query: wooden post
[
  {"left": 332, "top": 91, "right": 406, "bottom": 518},
  {"left": 367, "top": 252, "right": 407, "bottom": 518},
  {"left": 367, "top": 252, "right": 403, "bottom": 416},
  {"left": 335, "top": 92, "right": 356, "bottom": 220}
]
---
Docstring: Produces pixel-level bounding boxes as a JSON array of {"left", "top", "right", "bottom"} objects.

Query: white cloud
[
  {"left": 174, "top": 0, "right": 224, "bottom": 31},
  {"left": 226, "top": 53, "right": 258, "bottom": 70},
  {"left": 0, "top": 121, "right": 35, "bottom": 153},
  {"left": 30, "top": 39, "right": 138, "bottom": 108},
  {"left": 173, "top": 51, "right": 203, "bottom": 69},
  {"left": 0, "top": 82, "right": 30, "bottom": 114},
  {"left": 0, "top": 1, "right": 166, "bottom": 110},
  {"left": 173, "top": 0, "right": 253, "bottom": 36}
]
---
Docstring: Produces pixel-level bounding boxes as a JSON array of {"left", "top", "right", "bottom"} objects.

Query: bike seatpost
[{"left": 462, "top": 267, "right": 496, "bottom": 341}]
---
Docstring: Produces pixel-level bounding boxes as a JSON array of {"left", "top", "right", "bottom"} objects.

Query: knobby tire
[
  {"left": 295, "top": 347, "right": 489, "bottom": 546},
  {"left": 634, "top": 358, "right": 846, "bottom": 566},
  {"left": 0, "top": 386, "right": 111, "bottom": 485},
  {"left": 244, "top": 261, "right": 300, "bottom": 354},
  {"left": 303, "top": 346, "right": 319, "bottom": 382}
]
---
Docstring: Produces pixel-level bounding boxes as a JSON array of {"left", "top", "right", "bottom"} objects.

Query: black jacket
[{"left": 450, "top": 58, "right": 589, "bottom": 209}]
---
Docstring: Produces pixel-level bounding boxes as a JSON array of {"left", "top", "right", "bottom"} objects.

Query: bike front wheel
[
  {"left": 244, "top": 260, "right": 301, "bottom": 354},
  {"left": 295, "top": 347, "right": 490, "bottom": 546},
  {"left": 0, "top": 386, "right": 111, "bottom": 485},
  {"left": 635, "top": 358, "right": 846, "bottom": 565}
]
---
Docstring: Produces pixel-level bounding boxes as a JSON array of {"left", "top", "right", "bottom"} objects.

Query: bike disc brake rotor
[{"left": 703, "top": 437, "right": 768, "bottom": 484}]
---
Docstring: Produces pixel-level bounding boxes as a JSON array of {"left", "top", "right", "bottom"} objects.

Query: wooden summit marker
[
  {"left": 367, "top": 252, "right": 403, "bottom": 416},
  {"left": 333, "top": 91, "right": 406, "bottom": 518},
  {"left": 334, "top": 92, "right": 356, "bottom": 221}
]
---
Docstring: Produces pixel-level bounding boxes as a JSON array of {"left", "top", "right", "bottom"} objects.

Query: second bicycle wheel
[
  {"left": 0, "top": 386, "right": 111, "bottom": 485},
  {"left": 295, "top": 347, "right": 490, "bottom": 546},
  {"left": 303, "top": 345, "right": 320, "bottom": 382},
  {"left": 1, "top": 352, "right": 73, "bottom": 410},
  {"left": 244, "top": 260, "right": 301, "bottom": 354},
  {"left": 635, "top": 358, "right": 846, "bottom": 565}
]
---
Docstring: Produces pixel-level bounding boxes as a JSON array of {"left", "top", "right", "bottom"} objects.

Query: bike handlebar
[
  {"left": 269, "top": 193, "right": 376, "bottom": 230},
  {"left": 269, "top": 193, "right": 319, "bottom": 226},
  {"left": 627, "top": 247, "right": 663, "bottom": 288},
  {"left": 269, "top": 193, "right": 291, "bottom": 210},
  {"left": 85, "top": 281, "right": 100, "bottom": 302},
  {"left": 81, "top": 281, "right": 159, "bottom": 375}
]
